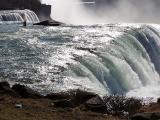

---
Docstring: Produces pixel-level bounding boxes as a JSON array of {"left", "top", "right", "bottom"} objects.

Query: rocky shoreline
[{"left": 0, "top": 81, "right": 160, "bottom": 120}]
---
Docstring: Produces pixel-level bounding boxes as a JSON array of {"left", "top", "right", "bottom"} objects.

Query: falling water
[
  {"left": 0, "top": 0, "right": 160, "bottom": 100},
  {"left": 0, "top": 9, "right": 39, "bottom": 24},
  {"left": 0, "top": 22, "right": 160, "bottom": 99}
]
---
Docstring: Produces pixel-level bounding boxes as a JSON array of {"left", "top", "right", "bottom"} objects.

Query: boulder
[
  {"left": 46, "top": 89, "right": 97, "bottom": 108},
  {"left": 34, "top": 20, "right": 63, "bottom": 26},
  {"left": 0, "top": 81, "right": 10, "bottom": 90},
  {"left": 0, "top": 81, "right": 18, "bottom": 97},
  {"left": 53, "top": 99, "right": 73, "bottom": 108},
  {"left": 12, "top": 84, "right": 42, "bottom": 98},
  {"left": 130, "top": 112, "right": 160, "bottom": 120},
  {"left": 85, "top": 95, "right": 106, "bottom": 113},
  {"left": 46, "top": 92, "right": 74, "bottom": 108},
  {"left": 46, "top": 92, "right": 70, "bottom": 100},
  {"left": 71, "top": 89, "right": 97, "bottom": 105}
]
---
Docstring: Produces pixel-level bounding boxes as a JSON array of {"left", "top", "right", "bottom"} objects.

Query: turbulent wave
[
  {"left": 0, "top": 9, "right": 39, "bottom": 24},
  {"left": 0, "top": 23, "right": 160, "bottom": 98},
  {"left": 67, "top": 26, "right": 160, "bottom": 97}
]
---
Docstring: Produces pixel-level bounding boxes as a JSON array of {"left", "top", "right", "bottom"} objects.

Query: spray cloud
[{"left": 41, "top": 0, "right": 160, "bottom": 24}]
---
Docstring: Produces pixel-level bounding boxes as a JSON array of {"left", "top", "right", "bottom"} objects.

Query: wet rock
[
  {"left": 76, "top": 47, "right": 97, "bottom": 54},
  {"left": 34, "top": 20, "right": 63, "bottom": 26},
  {"left": 130, "top": 112, "right": 160, "bottom": 120},
  {"left": 85, "top": 96, "right": 106, "bottom": 113},
  {"left": 12, "top": 84, "right": 42, "bottom": 98}
]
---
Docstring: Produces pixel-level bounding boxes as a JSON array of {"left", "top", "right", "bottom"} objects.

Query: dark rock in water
[
  {"left": 34, "top": 20, "right": 63, "bottom": 26},
  {"left": 12, "top": 84, "right": 42, "bottom": 98},
  {"left": 130, "top": 112, "right": 160, "bottom": 120},
  {"left": 76, "top": 47, "right": 97, "bottom": 54},
  {"left": 38, "top": 4, "right": 52, "bottom": 21},
  {"left": 85, "top": 96, "right": 106, "bottom": 113}
]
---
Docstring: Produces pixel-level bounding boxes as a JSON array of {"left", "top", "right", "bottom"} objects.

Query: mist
[
  {"left": 95, "top": 0, "right": 160, "bottom": 23},
  {"left": 50, "top": 0, "right": 99, "bottom": 24},
  {"left": 41, "top": 0, "right": 160, "bottom": 24}
]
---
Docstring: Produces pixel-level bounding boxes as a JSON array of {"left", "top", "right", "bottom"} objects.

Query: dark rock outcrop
[
  {"left": 53, "top": 99, "right": 73, "bottom": 108},
  {"left": 0, "top": 81, "right": 10, "bottom": 90},
  {"left": 72, "top": 90, "right": 97, "bottom": 105},
  {"left": 157, "top": 98, "right": 160, "bottom": 103},
  {"left": 130, "top": 112, "right": 160, "bottom": 120},
  {"left": 12, "top": 84, "right": 42, "bottom": 98},
  {"left": 46, "top": 89, "right": 97, "bottom": 108},
  {"left": 46, "top": 92, "right": 71, "bottom": 100},
  {"left": 34, "top": 20, "right": 63, "bottom": 26},
  {"left": 0, "top": 81, "right": 143, "bottom": 116},
  {"left": 0, "top": 81, "right": 18, "bottom": 96},
  {"left": 85, "top": 95, "right": 106, "bottom": 113}
]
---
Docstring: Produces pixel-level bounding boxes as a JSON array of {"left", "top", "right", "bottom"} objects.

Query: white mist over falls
[
  {"left": 42, "top": 0, "right": 160, "bottom": 24},
  {"left": 1, "top": 0, "right": 160, "bottom": 100},
  {"left": 42, "top": 0, "right": 97, "bottom": 24}
]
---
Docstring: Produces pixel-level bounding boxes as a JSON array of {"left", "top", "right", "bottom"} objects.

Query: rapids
[{"left": 0, "top": 23, "right": 160, "bottom": 99}]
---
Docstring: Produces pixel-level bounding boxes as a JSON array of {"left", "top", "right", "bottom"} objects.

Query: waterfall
[
  {"left": 0, "top": 9, "right": 39, "bottom": 24},
  {"left": 0, "top": 22, "right": 160, "bottom": 98},
  {"left": 67, "top": 26, "right": 160, "bottom": 96}
]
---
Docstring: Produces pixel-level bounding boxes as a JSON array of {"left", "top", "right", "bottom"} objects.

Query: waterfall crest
[
  {"left": 67, "top": 26, "right": 160, "bottom": 96},
  {"left": 0, "top": 9, "right": 39, "bottom": 24},
  {"left": 0, "top": 23, "right": 160, "bottom": 98}
]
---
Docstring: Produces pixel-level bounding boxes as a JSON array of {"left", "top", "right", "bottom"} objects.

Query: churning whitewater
[
  {"left": 0, "top": 9, "right": 39, "bottom": 24},
  {"left": 0, "top": 22, "right": 160, "bottom": 99}
]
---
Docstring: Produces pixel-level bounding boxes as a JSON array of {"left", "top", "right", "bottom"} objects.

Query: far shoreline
[{"left": 0, "top": 81, "right": 160, "bottom": 120}]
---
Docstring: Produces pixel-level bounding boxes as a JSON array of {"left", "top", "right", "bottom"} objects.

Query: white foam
[{"left": 127, "top": 85, "right": 160, "bottom": 102}]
